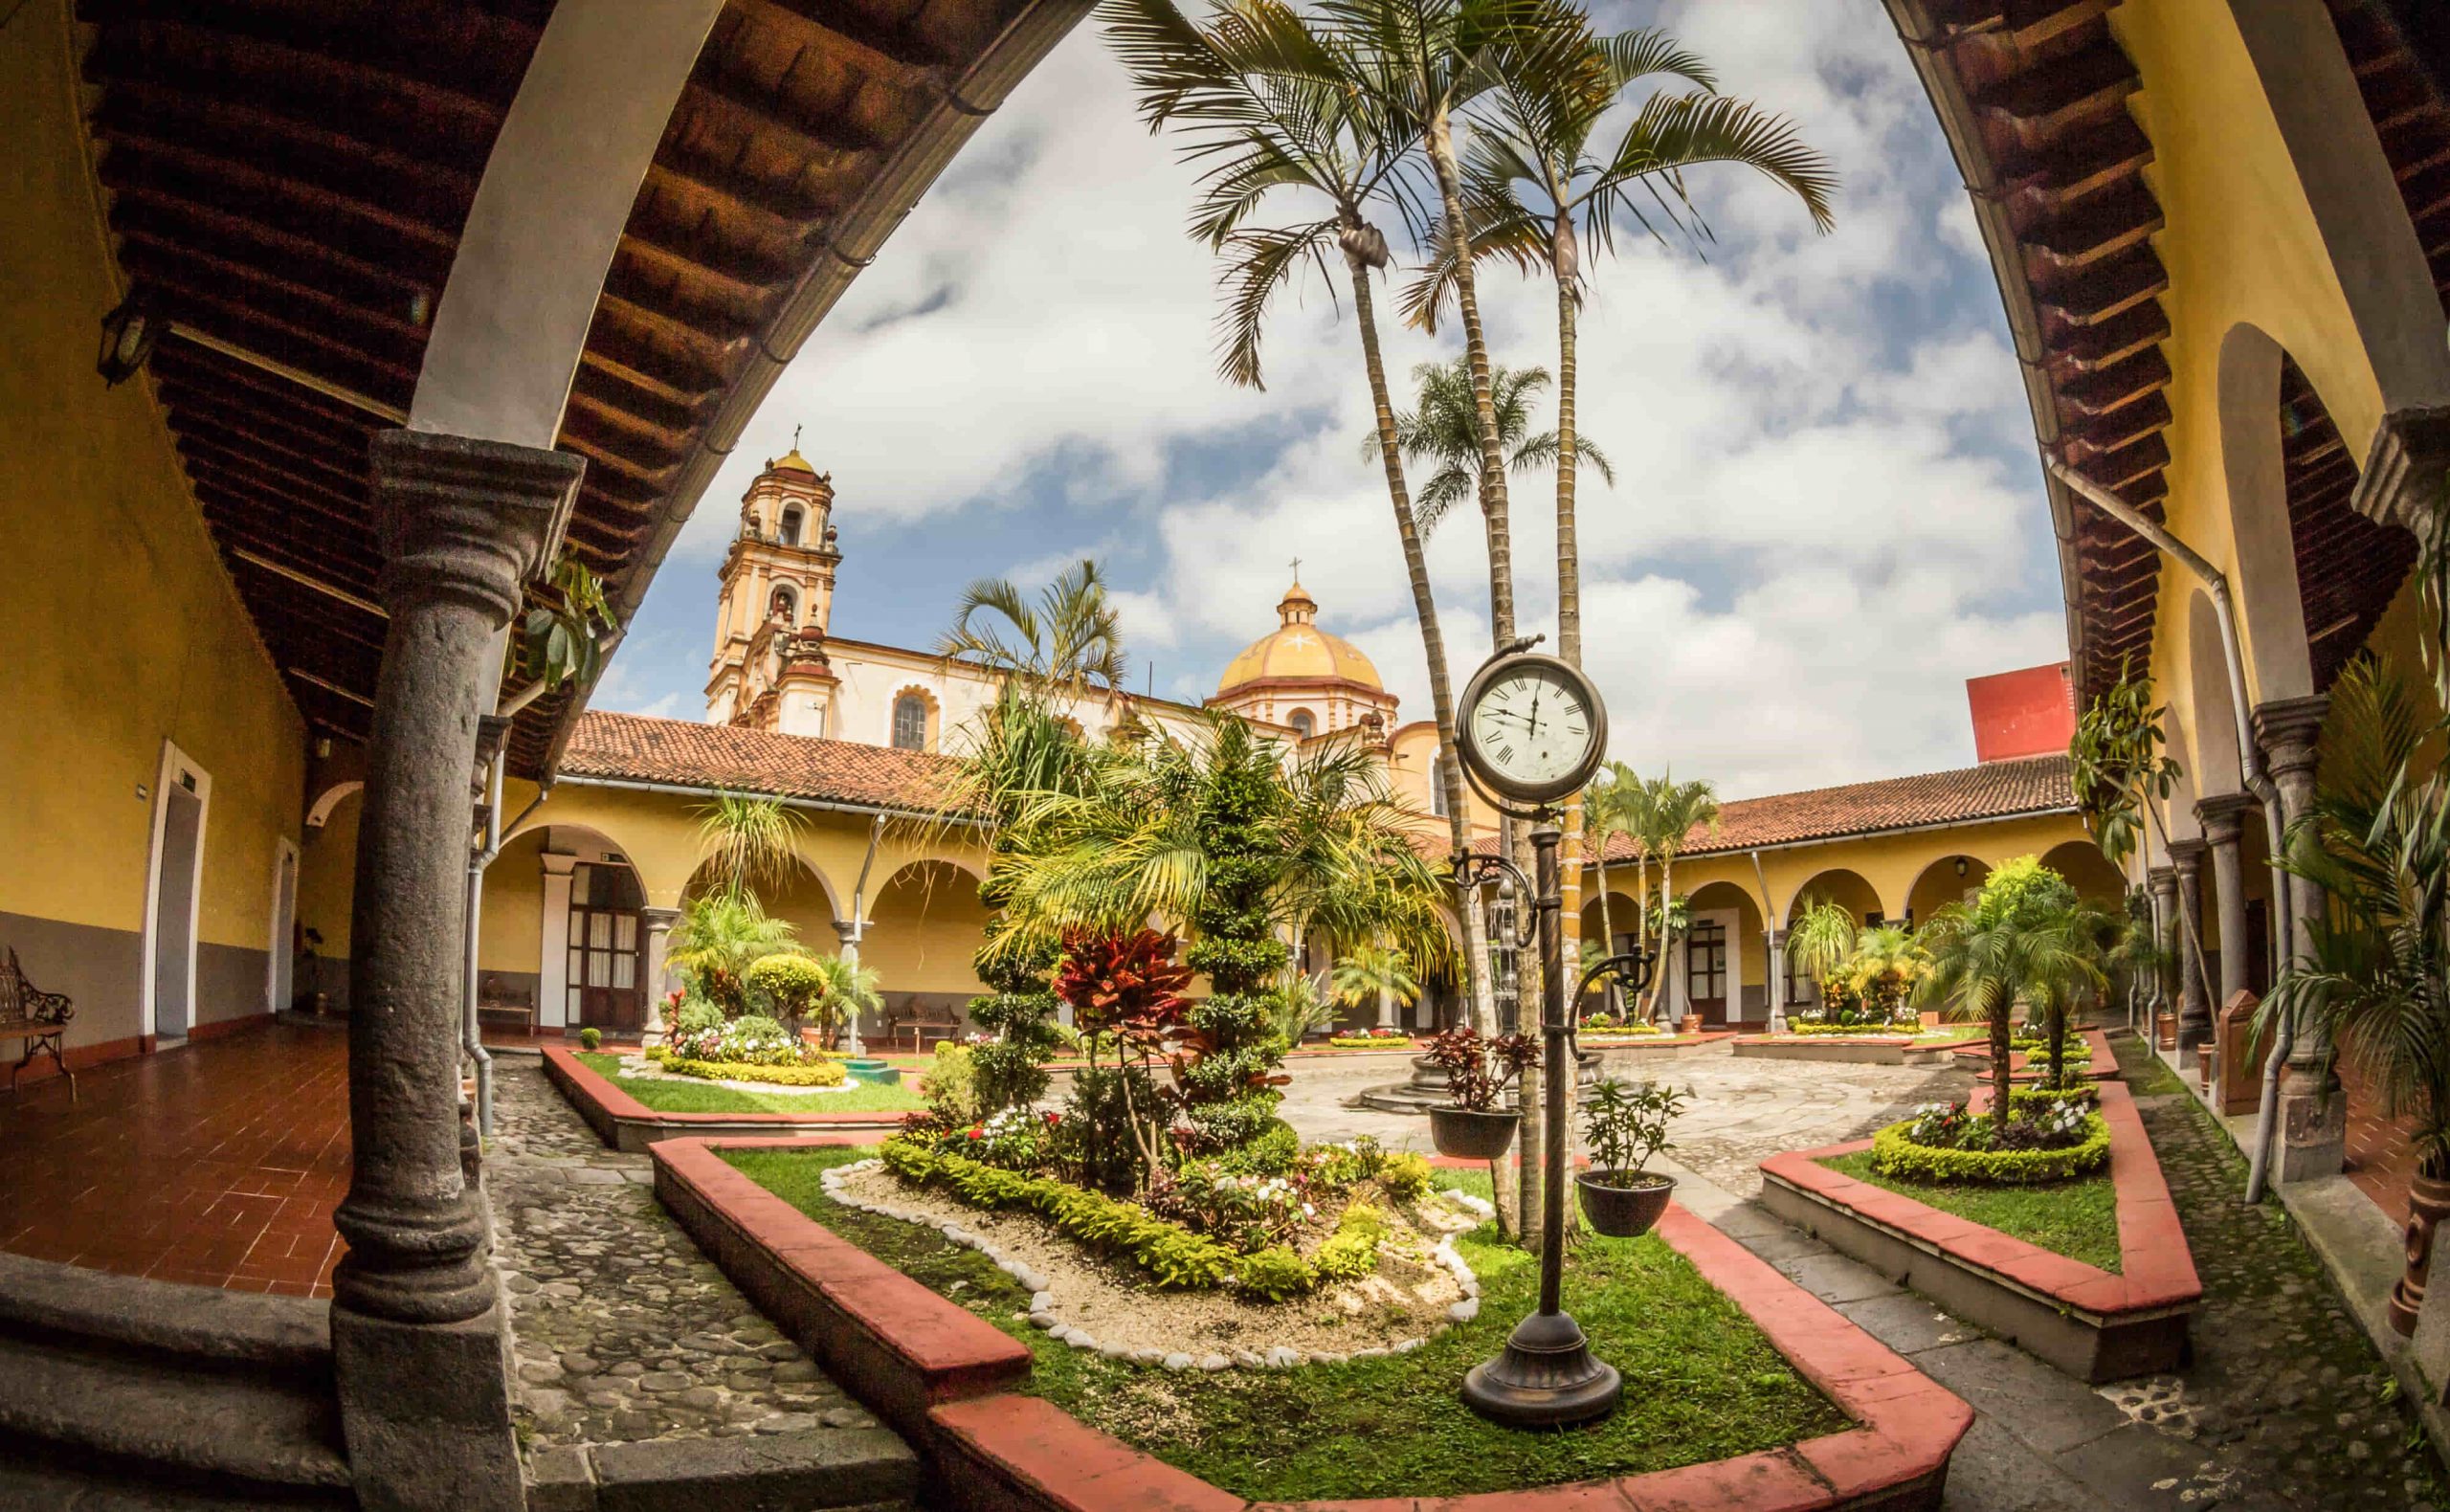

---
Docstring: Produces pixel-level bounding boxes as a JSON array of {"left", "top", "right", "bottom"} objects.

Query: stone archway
[{"left": 1904, "top": 855, "right": 1992, "bottom": 932}]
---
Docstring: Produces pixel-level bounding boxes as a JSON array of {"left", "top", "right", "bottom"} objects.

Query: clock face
[{"left": 1460, "top": 656, "right": 1606, "bottom": 803}]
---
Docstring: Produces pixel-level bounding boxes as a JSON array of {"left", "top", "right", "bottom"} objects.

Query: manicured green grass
[
  {"left": 1819, "top": 1149, "right": 2122, "bottom": 1272},
  {"left": 730, "top": 1147, "right": 1846, "bottom": 1502},
  {"left": 575, "top": 1052, "right": 925, "bottom": 1114}
]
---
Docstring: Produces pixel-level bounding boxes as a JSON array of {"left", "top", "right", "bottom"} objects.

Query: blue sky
[{"left": 593, "top": 0, "right": 2069, "bottom": 800}]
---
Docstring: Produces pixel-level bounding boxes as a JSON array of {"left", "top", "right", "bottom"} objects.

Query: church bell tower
[{"left": 704, "top": 436, "right": 843, "bottom": 736}]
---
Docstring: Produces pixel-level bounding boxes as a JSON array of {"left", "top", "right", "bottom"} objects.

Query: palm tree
[
  {"left": 1102, "top": 0, "right": 1496, "bottom": 1038},
  {"left": 668, "top": 893, "right": 799, "bottom": 1016},
  {"left": 1632, "top": 773, "right": 1718, "bottom": 1019},
  {"left": 1368, "top": 357, "right": 1613, "bottom": 535},
  {"left": 1580, "top": 759, "right": 1645, "bottom": 981},
  {"left": 936, "top": 559, "right": 1130, "bottom": 705},
  {"left": 1408, "top": 19, "right": 1835, "bottom": 669},
  {"left": 1784, "top": 898, "right": 1857, "bottom": 998},
  {"left": 1331, "top": 942, "right": 1423, "bottom": 1016},
  {"left": 808, "top": 954, "right": 884, "bottom": 1051},
  {"left": 1917, "top": 869, "right": 2103, "bottom": 1125},
  {"left": 694, "top": 791, "right": 807, "bottom": 902}
]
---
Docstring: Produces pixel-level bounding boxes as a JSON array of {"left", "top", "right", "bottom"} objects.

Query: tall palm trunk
[
  {"left": 1550, "top": 211, "right": 1582, "bottom": 668},
  {"left": 1652, "top": 853, "right": 1677, "bottom": 1022},
  {"left": 1345, "top": 249, "right": 1499, "bottom": 1040}
]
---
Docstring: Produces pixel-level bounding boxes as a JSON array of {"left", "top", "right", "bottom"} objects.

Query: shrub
[
  {"left": 1312, "top": 1229, "right": 1376, "bottom": 1283},
  {"left": 577, "top": 1026, "right": 601, "bottom": 1051},
  {"left": 969, "top": 928, "right": 1062, "bottom": 1111},
  {"left": 673, "top": 998, "right": 726, "bottom": 1037},
  {"left": 1327, "top": 1034, "right": 1414, "bottom": 1049},
  {"left": 745, "top": 953, "right": 827, "bottom": 1029},
  {"left": 1215, "top": 1119, "right": 1301, "bottom": 1177},
  {"left": 920, "top": 1042, "right": 983, "bottom": 1126},
  {"left": 1869, "top": 1113, "right": 2109, "bottom": 1185},
  {"left": 661, "top": 1056, "right": 846, "bottom": 1087},
  {"left": 1236, "top": 1245, "right": 1315, "bottom": 1301},
  {"left": 883, "top": 1139, "right": 1237, "bottom": 1290},
  {"left": 1427, "top": 1025, "right": 1537, "bottom": 1111},
  {"left": 2009, "top": 1083, "right": 2099, "bottom": 1114},
  {"left": 1376, "top": 1151, "right": 1432, "bottom": 1202},
  {"left": 1581, "top": 1078, "right": 1686, "bottom": 1177}
]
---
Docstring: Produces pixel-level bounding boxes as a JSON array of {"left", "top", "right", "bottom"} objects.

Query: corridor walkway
[{"left": 0, "top": 1018, "right": 347, "bottom": 1295}]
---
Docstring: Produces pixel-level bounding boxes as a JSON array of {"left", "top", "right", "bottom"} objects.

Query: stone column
[
  {"left": 1767, "top": 929, "right": 1789, "bottom": 1034},
  {"left": 2170, "top": 840, "right": 2211, "bottom": 1059},
  {"left": 2196, "top": 794, "right": 2257, "bottom": 1006},
  {"left": 2147, "top": 866, "right": 2179, "bottom": 1049},
  {"left": 334, "top": 431, "right": 580, "bottom": 1512},
  {"left": 639, "top": 905, "right": 681, "bottom": 1043},
  {"left": 2255, "top": 695, "right": 2343, "bottom": 1181}
]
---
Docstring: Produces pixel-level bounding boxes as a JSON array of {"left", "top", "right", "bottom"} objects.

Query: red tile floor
[{"left": 0, "top": 1019, "right": 349, "bottom": 1296}]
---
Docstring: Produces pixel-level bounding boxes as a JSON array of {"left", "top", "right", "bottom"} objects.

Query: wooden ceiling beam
[
  {"left": 99, "top": 126, "right": 457, "bottom": 256},
  {"left": 2057, "top": 345, "right": 2171, "bottom": 416},
  {"left": 2056, "top": 299, "right": 2169, "bottom": 370}
]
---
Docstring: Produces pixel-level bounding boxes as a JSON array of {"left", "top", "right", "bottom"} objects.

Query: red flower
[{"left": 967, "top": 1127, "right": 984, "bottom": 1140}]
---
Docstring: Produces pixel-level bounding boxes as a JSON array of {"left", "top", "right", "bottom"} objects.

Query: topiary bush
[
  {"left": 745, "top": 952, "right": 827, "bottom": 1034},
  {"left": 577, "top": 1026, "right": 601, "bottom": 1051},
  {"left": 968, "top": 925, "right": 1063, "bottom": 1112},
  {"left": 1868, "top": 1111, "right": 2109, "bottom": 1186}
]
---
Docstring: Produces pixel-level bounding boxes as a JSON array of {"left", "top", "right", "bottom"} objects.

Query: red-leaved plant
[
  {"left": 1055, "top": 929, "right": 1193, "bottom": 1190},
  {"left": 1427, "top": 1025, "right": 1538, "bottom": 1112}
]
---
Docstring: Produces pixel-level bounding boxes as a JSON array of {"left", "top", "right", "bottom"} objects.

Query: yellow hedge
[{"left": 660, "top": 1056, "right": 846, "bottom": 1088}]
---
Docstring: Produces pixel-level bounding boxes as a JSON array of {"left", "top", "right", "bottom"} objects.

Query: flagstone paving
[{"left": 485, "top": 1059, "right": 893, "bottom": 1457}]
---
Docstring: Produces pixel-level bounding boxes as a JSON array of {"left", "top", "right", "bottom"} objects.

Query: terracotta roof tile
[
  {"left": 1605, "top": 754, "right": 2075, "bottom": 858},
  {"left": 562, "top": 711, "right": 962, "bottom": 814}
]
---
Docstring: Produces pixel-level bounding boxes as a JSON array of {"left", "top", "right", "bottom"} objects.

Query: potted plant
[
  {"left": 1576, "top": 1078, "right": 1687, "bottom": 1236},
  {"left": 1424, "top": 1026, "right": 1536, "bottom": 1159}
]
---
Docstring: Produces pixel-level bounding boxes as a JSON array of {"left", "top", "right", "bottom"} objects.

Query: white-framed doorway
[
  {"left": 267, "top": 836, "right": 299, "bottom": 1014},
  {"left": 141, "top": 741, "right": 212, "bottom": 1042}
]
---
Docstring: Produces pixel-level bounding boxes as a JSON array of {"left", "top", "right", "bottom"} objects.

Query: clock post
[{"left": 1450, "top": 644, "right": 1627, "bottom": 1428}]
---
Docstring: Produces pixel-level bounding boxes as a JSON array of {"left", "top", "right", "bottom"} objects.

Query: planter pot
[
  {"left": 2155, "top": 1012, "right": 2177, "bottom": 1051},
  {"left": 1429, "top": 1105, "right": 1520, "bottom": 1161},
  {"left": 1576, "top": 1170, "right": 1674, "bottom": 1237},
  {"left": 1920, "top": 1011, "right": 1941, "bottom": 1031}
]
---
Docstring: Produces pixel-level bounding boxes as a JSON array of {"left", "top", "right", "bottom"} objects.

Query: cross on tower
[
  {"left": 1290, "top": 555, "right": 1302, "bottom": 579},
  {"left": 792, "top": 423, "right": 803, "bottom": 449}
]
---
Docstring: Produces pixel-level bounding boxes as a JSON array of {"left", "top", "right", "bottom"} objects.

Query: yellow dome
[
  {"left": 1215, "top": 580, "right": 1384, "bottom": 695},
  {"left": 769, "top": 448, "right": 817, "bottom": 475}
]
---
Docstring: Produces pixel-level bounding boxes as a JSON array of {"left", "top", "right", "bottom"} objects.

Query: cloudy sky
[{"left": 594, "top": 0, "right": 2070, "bottom": 802}]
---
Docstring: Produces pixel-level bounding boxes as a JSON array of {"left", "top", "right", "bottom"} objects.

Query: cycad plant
[
  {"left": 808, "top": 954, "right": 884, "bottom": 1049},
  {"left": 2261, "top": 653, "right": 2450, "bottom": 1183},
  {"left": 1916, "top": 860, "right": 2105, "bottom": 1126},
  {"left": 1103, "top": 0, "right": 1495, "bottom": 1035}
]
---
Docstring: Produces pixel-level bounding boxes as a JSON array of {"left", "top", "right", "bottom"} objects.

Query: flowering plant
[
  {"left": 667, "top": 1013, "right": 814, "bottom": 1068},
  {"left": 1160, "top": 1160, "right": 1316, "bottom": 1250},
  {"left": 949, "top": 1104, "right": 1055, "bottom": 1170},
  {"left": 1905, "top": 1100, "right": 1972, "bottom": 1147}
]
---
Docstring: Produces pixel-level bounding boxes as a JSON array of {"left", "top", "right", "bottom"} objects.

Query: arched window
[
  {"left": 779, "top": 506, "right": 803, "bottom": 545},
  {"left": 769, "top": 584, "right": 797, "bottom": 624},
  {"left": 892, "top": 693, "right": 929, "bottom": 751},
  {"left": 1288, "top": 708, "right": 1316, "bottom": 739}
]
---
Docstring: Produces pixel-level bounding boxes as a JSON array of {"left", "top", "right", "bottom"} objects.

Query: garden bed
[
  {"left": 1730, "top": 1033, "right": 1964, "bottom": 1067},
  {"left": 1955, "top": 1026, "right": 2119, "bottom": 1083},
  {"left": 651, "top": 1135, "right": 1970, "bottom": 1510},
  {"left": 1758, "top": 1079, "right": 2197, "bottom": 1383},
  {"left": 544, "top": 1045, "right": 920, "bottom": 1153}
]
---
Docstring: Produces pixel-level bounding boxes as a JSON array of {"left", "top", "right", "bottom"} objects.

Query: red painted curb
[
  {"left": 648, "top": 1136, "right": 1031, "bottom": 1441},
  {"left": 1758, "top": 1078, "right": 2198, "bottom": 1321},
  {"left": 654, "top": 1136, "right": 1966, "bottom": 1512}
]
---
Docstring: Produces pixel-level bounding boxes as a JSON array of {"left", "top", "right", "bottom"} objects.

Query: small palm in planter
[
  {"left": 1425, "top": 1026, "right": 1537, "bottom": 1160},
  {"left": 1576, "top": 1078, "right": 1688, "bottom": 1237}
]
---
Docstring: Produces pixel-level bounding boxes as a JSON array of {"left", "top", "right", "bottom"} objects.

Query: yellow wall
[
  {"left": 297, "top": 788, "right": 362, "bottom": 994},
  {"left": 0, "top": 4, "right": 303, "bottom": 1044},
  {"left": 479, "top": 829, "right": 548, "bottom": 975},
  {"left": 861, "top": 860, "right": 992, "bottom": 999}
]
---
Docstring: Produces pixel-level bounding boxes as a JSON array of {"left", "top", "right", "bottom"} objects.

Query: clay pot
[
  {"left": 2155, "top": 1012, "right": 2178, "bottom": 1051},
  {"left": 1576, "top": 1170, "right": 1674, "bottom": 1237},
  {"left": 1429, "top": 1105, "right": 1520, "bottom": 1161},
  {"left": 2390, "top": 1168, "right": 2450, "bottom": 1336}
]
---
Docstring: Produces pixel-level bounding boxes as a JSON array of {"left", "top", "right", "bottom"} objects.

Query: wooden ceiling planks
[{"left": 78, "top": 0, "right": 1048, "bottom": 774}]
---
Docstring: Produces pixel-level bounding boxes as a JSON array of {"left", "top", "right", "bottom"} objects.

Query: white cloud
[{"left": 636, "top": 0, "right": 2067, "bottom": 800}]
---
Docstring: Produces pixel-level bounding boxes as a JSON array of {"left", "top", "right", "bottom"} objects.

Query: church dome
[
  {"left": 768, "top": 447, "right": 818, "bottom": 475},
  {"left": 1215, "top": 579, "right": 1383, "bottom": 696}
]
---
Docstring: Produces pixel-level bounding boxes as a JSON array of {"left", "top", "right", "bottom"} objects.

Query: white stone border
[{"left": 817, "top": 1159, "right": 1484, "bottom": 1372}]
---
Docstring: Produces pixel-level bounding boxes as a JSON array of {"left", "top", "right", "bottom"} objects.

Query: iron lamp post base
[{"left": 1459, "top": 1309, "right": 1621, "bottom": 1428}]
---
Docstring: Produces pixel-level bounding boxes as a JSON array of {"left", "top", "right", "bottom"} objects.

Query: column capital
[
  {"left": 2147, "top": 864, "right": 2178, "bottom": 896},
  {"left": 640, "top": 905, "right": 683, "bottom": 931},
  {"left": 2350, "top": 402, "right": 2450, "bottom": 532},
  {"left": 2195, "top": 791, "right": 2257, "bottom": 843},
  {"left": 539, "top": 851, "right": 579, "bottom": 878},
  {"left": 2252, "top": 696, "right": 2331, "bottom": 773},
  {"left": 2168, "top": 837, "right": 2208, "bottom": 872},
  {"left": 369, "top": 430, "right": 584, "bottom": 621}
]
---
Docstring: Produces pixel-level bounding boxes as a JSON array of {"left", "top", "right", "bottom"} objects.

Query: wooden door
[
  {"left": 568, "top": 863, "right": 643, "bottom": 1032},
  {"left": 1684, "top": 920, "right": 1727, "bottom": 1024}
]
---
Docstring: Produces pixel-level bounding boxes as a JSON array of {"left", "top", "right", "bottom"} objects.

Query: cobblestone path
[
  {"left": 485, "top": 1059, "right": 891, "bottom": 1454},
  {"left": 2119, "top": 1049, "right": 2442, "bottom": 1511}
]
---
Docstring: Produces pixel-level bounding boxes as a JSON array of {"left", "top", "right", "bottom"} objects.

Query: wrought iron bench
[{"left": 0, "top": 947, "right": 75, "bottom": 1100}]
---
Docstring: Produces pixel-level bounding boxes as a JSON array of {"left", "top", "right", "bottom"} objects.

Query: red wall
[{"left": 1967, "top": 662, "right": 2075, "bottom": 763}]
